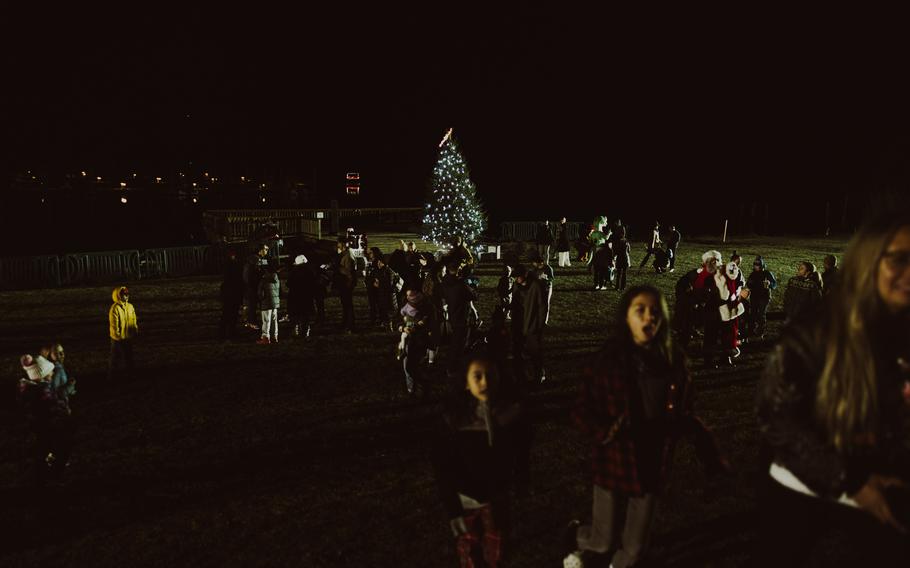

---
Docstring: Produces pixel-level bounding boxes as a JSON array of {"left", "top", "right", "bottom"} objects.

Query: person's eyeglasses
[{"left": 881, "top": 250, "right": 910, "bottom": 271}]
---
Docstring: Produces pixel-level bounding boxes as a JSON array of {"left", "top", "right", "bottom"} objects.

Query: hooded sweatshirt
[{"left": 109, "top": 287, "right": 138, "bottom": 341}]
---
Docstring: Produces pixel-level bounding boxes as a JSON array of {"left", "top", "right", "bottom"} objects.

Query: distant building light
[
  {"left": 192, "top": 197, "right": 198, "bottom": 204},
  {"left": 132, "top": 173, "right": 137, "bottom": 178},
  {"left": 241, "top": 176, "right": 247, "bottom": 182},
  {"left": 81, "top": 171, "right": 87, "bottom": 177},
  {"left": 260, "top": 183, "right": 266, "bottom": 189},
  {"left": 40, "top": 197, "right": 45, "bottom": 204},
  {"left": 261, "top": 197, "right": 266, "bottom": 203},
  {"left": 96, "top": 176, "right": 102, "bottom": 181},
  {"left": 204, "top": 172, "right": 209, "bottom": 177},
  {"left": 346, "top": 172, "right": 360, "bottom": 180},
  {"left": 156, "top": 177, "right": 162, "bottom": 183},
  {"left": 192, "top": 182, "right": 197, "bottom": 187},
  {"left": 120, "top": 197, "right": 128, "bottom": 204},
  {"left": 120, "top": 182, "right": 127, "bottom": 188}
]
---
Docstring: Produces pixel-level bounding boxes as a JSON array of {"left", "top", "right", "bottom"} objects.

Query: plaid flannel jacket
[{"left": 572, "top": 345, "right": 691, "bottom": 496}]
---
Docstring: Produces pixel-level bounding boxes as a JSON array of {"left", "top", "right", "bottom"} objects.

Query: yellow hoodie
[{"left": 109, "top": 286, "right": 138, "bottom": 341}]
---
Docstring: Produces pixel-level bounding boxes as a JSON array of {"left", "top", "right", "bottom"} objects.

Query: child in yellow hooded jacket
[{"left": 108, "top": 286, "right": 138, "bottom": 379}]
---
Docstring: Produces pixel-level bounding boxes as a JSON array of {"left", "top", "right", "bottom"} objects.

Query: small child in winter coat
[
  {"left": 431, "top": 347, "right": 531, "bottom": 568},
  {"left": 398, "top": 289, "right": 430, "bottom": 359}
]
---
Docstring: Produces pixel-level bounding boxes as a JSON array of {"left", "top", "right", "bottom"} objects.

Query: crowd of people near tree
[{"left": 14, "top": 206, "right": 910, "bottom": 567}]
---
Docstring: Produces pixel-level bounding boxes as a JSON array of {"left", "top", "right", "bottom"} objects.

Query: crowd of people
[{"left": 14, "top": 209, "right": 910, "bottom": 567}]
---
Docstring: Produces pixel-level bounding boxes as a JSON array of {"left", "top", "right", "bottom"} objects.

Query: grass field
[{"left": 0, "top": 235, "right": 850, "bottom": 567}]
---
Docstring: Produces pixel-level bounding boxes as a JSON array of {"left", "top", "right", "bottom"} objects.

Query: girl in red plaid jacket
[{"left": 565, "top": 285, "right": 693, "bottom": 568}]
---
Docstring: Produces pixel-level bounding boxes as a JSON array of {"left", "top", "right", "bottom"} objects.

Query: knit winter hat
[
  {"left": 294, "top": 254, "right": 308, "bottom": 265},
  {"left": 753, "top": 256, "right": 766, "bottom": 269},
  {"left": 21, "top": 354, "right": 54, "bottom": 380}
]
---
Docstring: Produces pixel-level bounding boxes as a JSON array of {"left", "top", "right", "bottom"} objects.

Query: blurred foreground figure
[
  {"left": 757, "top": 204, "right": 910, "bottom": 566},
  {"left": 19, "top": 354, "right": 72, "bottom": 484}
]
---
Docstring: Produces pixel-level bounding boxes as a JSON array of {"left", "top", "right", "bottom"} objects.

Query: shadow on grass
[{"left": 654, "top": 509, "right": 758, "bottom": 567}]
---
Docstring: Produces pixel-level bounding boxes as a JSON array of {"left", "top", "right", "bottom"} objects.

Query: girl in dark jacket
[
  {"left": 432, "top": 348, "right": 531, "bottom": 567},
  {"left": 565, "top": 285, "right": 693, "bottom": 568}
]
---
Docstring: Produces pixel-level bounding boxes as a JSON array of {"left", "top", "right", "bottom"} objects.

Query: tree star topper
[{"left": 439, "top": 127, "right": 453, "bottom": 148}]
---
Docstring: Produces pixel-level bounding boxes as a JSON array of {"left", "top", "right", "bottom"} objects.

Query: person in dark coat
[
  {"left": 287, "top": 254, "right": 318, "bottom": 339},
  {"left": 821, "top": 254, "right": 841, "bottom": 297},
  {"left": 592, "top": 242, "right": 614, "bottom": 291},
  {"left": 443, "top": 260, "right": 478, "bottom": 378},
  {"left": 638, "top": 221, "right": 662, "bottom": 269},
  {"left": 419, "top": 254, "right": 443, "bottom": 366},
  {"left": 536, "top": 220, "right": 555, "bottom": 262},
  {"left": 613, "top": 227, "right": 632, "bottom": 292},
  {"left": 744, "top": 256, "right": 777, "bottom": 340},
  {"left": 672, "top": 267, "right": 701, "bottom": 348},
  {"left": 364, "top": 247, "right": 382, "bottom": 327},
  {"left": 219, "top": 249, "right": 245, "bottom": 341},
  {"left": 333, "top": 239, "right": 358, "bottom": 333},
  {"left": 431, "top": 348, "right": 531, "bottom": 567},
  {"left": 510, "top": 265, "right": 528, "bottom": 383},
  {"left": 665, "top": 225, "right": 682, "bottom": 272},
  {"left": 557, "top": 217, "right": 572, "bottom": 267},
  {"left": 496, "top": 264, "right": 513, "bottom": 321},
  {"left": 243, "top": 244, "right": 269, "bottom": 328},
  {"left": 373, "top": 255, "right": 401, "bottom": 331},
  {"left": 523, "top": 268, "right": 548, "bottom": 385},
  {"left": 783, "top": 261, "right": 823, "bottom": 323}
]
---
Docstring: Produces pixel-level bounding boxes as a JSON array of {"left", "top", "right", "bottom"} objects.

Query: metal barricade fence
[
  {"left": 142, "top": 246, "right": 208, "bottom": 278},
  {"left": 0, "top": 255, "right": 62, "bottom": 289},
  {"left": 62, "top": 250, "right": 141, "bottom": 285},
  {"left": 500, "top": 221, "right": 586, "bottom": 242}
]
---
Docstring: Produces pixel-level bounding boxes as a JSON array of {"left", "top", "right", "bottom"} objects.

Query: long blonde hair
[{"left": 816, "top": 219, "right": 906, "bottom": 452}]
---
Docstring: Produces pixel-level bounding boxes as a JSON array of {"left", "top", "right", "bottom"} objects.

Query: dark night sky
[{"left": 6, "top": 8, "right": 910, "bottom": 222}]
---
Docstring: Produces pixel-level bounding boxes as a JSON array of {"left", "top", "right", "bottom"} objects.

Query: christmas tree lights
[{"left": 422, "top": 130, "right": 486, "bottom": 246}]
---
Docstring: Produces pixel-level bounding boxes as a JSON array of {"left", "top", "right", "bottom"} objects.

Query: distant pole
[
  {"left": 825, "top": 200, "right": 831, "bottom": 236},
  {"left": 723, "top": 219, "right": 729, "bottom": 243},
  {"left": 841, "top": 193, "right": 849, "bottom": 229}
]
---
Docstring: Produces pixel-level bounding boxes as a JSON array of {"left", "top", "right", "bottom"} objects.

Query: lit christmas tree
[{"left": 422, "top": 128, "right": 487, "bottom": 246}]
